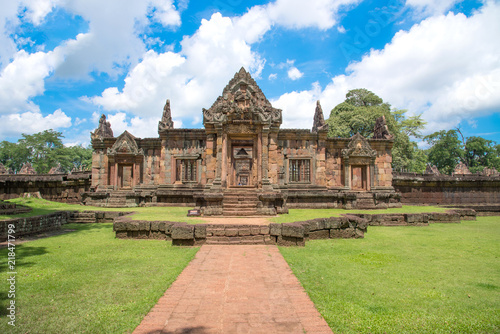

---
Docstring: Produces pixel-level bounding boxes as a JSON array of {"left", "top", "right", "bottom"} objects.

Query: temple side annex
[{"left": 86, "top": 67, "right": 400, "bottom": 214}]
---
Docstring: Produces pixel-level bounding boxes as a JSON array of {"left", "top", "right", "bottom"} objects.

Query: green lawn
[
  {"left": 0, "top": 197, "right": 203, "bottom": 223},
  {"left": 2, "top": 198, "right": 450, "bottom": 224},
  {"left": 0, "top": 223, "right": 198, "bottom": 334},
  {"left": 280, "top": 217, "right": 500, "bottom": 333}
]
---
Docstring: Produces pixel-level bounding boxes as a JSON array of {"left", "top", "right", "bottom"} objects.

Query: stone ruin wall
[
  {"left": 393, "top": 172, "right": 500, "bottom": 205},
  {"left": 0, "top": 172, "right": 91, "bottom": 203}
]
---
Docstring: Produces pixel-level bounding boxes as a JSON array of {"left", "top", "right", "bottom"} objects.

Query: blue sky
[{"left": 0, "top": 0, "right": 499, "bottom": 146}]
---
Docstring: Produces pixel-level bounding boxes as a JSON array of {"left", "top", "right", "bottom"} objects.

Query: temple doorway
[
  {"left": 118, "top": 164, "right": 133, "bottom": 188},
  {"left": 231, "top": 146, "right": 253, "bottom": 187},
  {"left": 351, "top": 165, "right": 367, "bottom": 191}
]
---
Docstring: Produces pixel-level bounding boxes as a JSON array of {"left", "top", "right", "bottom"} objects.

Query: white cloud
[
  {"left": 54, "top": 0, "right": 181, "bottom": 79},
  {"left": 0, "top": 49, "right": 64, "bottom": 114},
  {"left": 269, "top": 73, "right": 278, "bottom": 80},
  {"left": 105, "top": 112, "right": 182, "bottom": 138},
  {"left": 89, "top": 12, "right": 267, "bottom": 123},
  {"left": 272, "top": 2, "right": 500, "bottom": 133},
  {"left": 288, "top": 67, "right": 303, "bottom": 80},
  {"left": 21, "top": 0, "right": 60, "bottom": 25},
  {"left": 0, "top": 109, "right": 72, "bottom": 137},
  {"left": 337, "top": 25, "right": 346, "bottom": 33},
  {"left": 266, "top": 0, "right": 361, "bottom": 30},
  {"left": 406, "top": 0, "right": 462, "bottom": 16}
]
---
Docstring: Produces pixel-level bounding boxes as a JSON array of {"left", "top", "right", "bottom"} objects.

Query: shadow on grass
[{"left": 0, "top": 244, "right": 48, "bottom": 316}]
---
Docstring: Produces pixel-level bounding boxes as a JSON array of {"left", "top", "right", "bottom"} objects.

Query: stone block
[
  {"left": 269, "top": 223, "right": 282, "bottom": 236},
  {"left": 225, "top": 228, "right": 238, "bottom": 237},
  {"left": 213, "top": 229, "right": 226, "bottom": 236},
  {"left": 308, "top": 230, "right": 330, "bottom": 240},
  {"left": 277, "top": 235, "right": 305, "bottom": 247},
  {"left": 126, "top": 222, "right": 141, "bottom": 231},
  {"left": 113, "top": 221, "right": 128, "bottom": 231},
  {"left": 238, "top": 228, "right": 251, "bottom": 236},
  {"left": 405, "top": 213, "right": 424, "bottom": 224},
  {"left": 171, "top": 224, "right": 194, "bottom": 240},
  {"left": 281, "top": 223, "right": 304, "bottom": 238},
  {"left": 250, "top": 226, "right": 261, "bottom": 235},
  {"left": 115, "top": 231, "right": 127, "bottom": 239},
  {"left": 260, "top": 226, "right": 270, "bottom": 234},
  {"left": 194, "top": 224, "right": 207, "bottom": 239}
]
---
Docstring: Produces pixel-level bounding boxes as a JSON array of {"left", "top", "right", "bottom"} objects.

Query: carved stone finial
[
  {"left": 373, "top": 115, "right": 393, "bottom": 139},
  {"left": 425, "top": 163, "right": 440, "bottom": 176},
  {"left": 48, "top": 163, "right": 65, "bottom": 174},
  {"left": 312, "top": 100, "right": 328, "bottom": 133},
  {"left": 91, "top": 114, "right": 114, "bottom": 140},
  {"left": 453, "top": 161, "right": 471, "bottom": 175},
  {"left": 158, "top": 99, "right": 174, "bottom": 131},
  {"left": 19, "top": 162, "right": 37, "bottom": 174}
]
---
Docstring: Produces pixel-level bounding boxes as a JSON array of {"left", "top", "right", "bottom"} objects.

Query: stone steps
[
  {"left": 205, "top": 225, "right": 273, "bottom": 245},
  {"left": 68, "top": 212, "right": 97, "bottom": 224},
  {"left": 222, "top": 191, "right": 260, "bottom": 216}
]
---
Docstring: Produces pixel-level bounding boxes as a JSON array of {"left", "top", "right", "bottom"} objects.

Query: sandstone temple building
[{"left": 86, "top": 68, "right": 400, "bottom": 214}]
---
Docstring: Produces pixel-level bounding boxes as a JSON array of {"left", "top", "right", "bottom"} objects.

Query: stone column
[
  {"left": 257, "top": 132, "right": 262, "bottom": 187},
  {"left": 114, "top": 161, "right": 119, "bottom": 190},
  {"left": 261, "top": 126, "right": 272, "bottom": 190},
  {"left": 344, "top": 158, "right": 350, "bottom": 190},
  {"left": 211, "top": 127, "right": 223, "bottom": 190},
  {"left": 370, "top": 157, "right": 376, "bottom": 190},
  {"left": 221, "top": 132, "right": 228, "bottom": 188}
]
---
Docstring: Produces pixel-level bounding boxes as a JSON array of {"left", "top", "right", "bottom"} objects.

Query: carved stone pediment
[
  {"left": 203, "top": 67, "right": 282, "bottom": 126},
  {"left": 342, "top": 133, "right": 377, "bottom": 159},
  {"left": 108, "top": 131, "right": 143, "bottom": 156}
]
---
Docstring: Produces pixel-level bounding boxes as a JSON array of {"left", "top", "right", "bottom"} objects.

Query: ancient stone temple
[{"left": 85, "top": 67, "right": 400, "bottom": 214}]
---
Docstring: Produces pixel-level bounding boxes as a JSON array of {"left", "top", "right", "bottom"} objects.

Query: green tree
[
  {"left": 0, "top": 130, "right": 94, "bottom": 174},
  {"left": 463, "top": 136, "right": 500, "bottom": 173},
  {"left": 327, "top": 88, "right": 426, "bottom": 172},
  {"left": 424, "top": 130, "right": 463, "bottom": 175},
  {"left": 19, "top": 130, "right": 66, "bottom": 173},
  {"left": 0, "top": 141, "right": 30, "bottom": 173},
  {"left": 64, "top": 145, "right": 93, "bottom": 171}
]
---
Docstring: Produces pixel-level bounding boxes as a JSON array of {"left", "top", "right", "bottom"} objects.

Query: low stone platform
[
  {"left": 133, "top": 245, "right": 333, "bottom": 334},
  {"left": 113, "top": 215, "right": 369, "bottom": 246}
]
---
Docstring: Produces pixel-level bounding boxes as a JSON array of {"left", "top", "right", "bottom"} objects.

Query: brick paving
[{"left": 133, "top": 245, "right": 332, "bottom": 334}]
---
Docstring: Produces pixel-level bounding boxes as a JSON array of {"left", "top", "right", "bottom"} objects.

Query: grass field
[
  {"left": 0, "top": 197, "right": 204, "bottom": 223},
  {"left": 0, "top": 223, "right": 198, "bottom": 334},
  {"left": 280, "top": 217, "right": 500, "bottom": 333},
  {"left": 2, "top": 197, "right": 450, "bottom": 224}
]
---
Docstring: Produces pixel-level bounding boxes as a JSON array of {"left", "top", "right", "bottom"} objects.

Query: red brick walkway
[{"left": 133, "top": 245, "right": 332, "bottom": 334}]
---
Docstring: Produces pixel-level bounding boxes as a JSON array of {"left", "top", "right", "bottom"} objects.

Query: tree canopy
[
  {"left": 0, "top": 130, "right": 92, "bottom": 173},
  {"left": 327, "top": 88, "right": 426, "bottom": 172},
  {"left": 424, "top": 129, "right": 500, "bottom": 174}
]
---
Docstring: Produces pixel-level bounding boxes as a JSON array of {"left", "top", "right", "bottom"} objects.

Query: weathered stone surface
[
  {"left": 373, "top": 115, "right": 393, "bottom": 139},
  {"left": 308, "top": 230, "right": 330, "bottom": 240},
  {"left": 171, "top": 224, "right": 194, "bottom": 240},
  {"left": 91, "top": 114, "right": 113, "bottom": 140},
  {"left": 281, "top": 223, "right": 304, "bottom": 238},
  {"left": 194, "top": 224, "right": 207, "bottom": 238},
  {"left": 269, "top": 223, "right": 282, "bottom": 236}
]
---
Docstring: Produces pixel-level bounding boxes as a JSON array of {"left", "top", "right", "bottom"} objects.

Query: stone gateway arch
[{"left": 86, "top": 67, "right": 400, "bottom": 214}]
